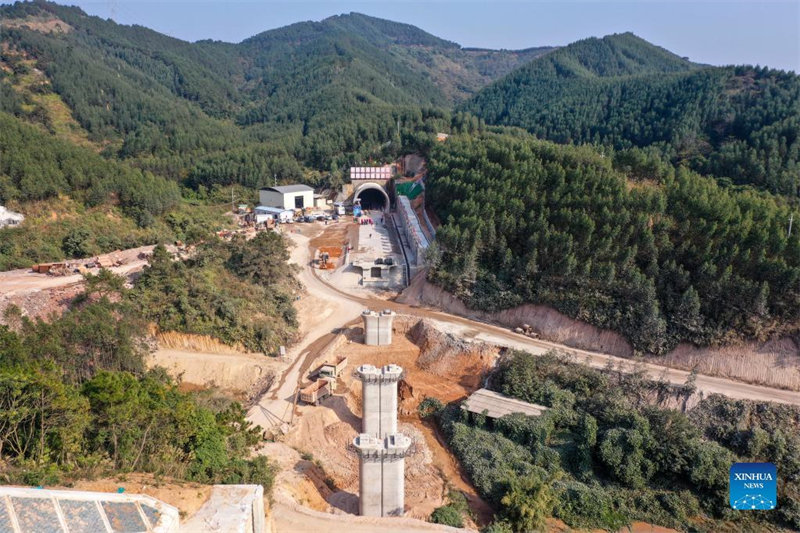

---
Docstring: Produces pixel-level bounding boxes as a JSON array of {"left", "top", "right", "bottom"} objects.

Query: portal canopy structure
[{"left": 353, "top": 182, "right": 390, "bottom": 211}]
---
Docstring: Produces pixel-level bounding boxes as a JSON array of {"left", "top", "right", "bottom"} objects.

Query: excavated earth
[{"left": 282, "top": 315, "right": 498, "bottom": 527}]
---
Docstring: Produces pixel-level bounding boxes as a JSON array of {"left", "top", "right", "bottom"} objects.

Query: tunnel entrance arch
[{"left": 353, "top": 183, "right": 390, "bottom": 211}]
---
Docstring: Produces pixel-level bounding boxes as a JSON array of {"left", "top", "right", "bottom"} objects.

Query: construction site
[
  {"left": 2, "top": 160, "right": 800, "bottom": 533},
  {"left": 279, "top": 313, "right": 498, "bottom": 526}
]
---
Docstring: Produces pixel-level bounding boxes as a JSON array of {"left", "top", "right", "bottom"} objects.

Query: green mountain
[
  {"left": 0, "top": 3, "right": 550, "bottom": 152},
  {"left": 0, "top": 1, "right": 517, "bottom": 265},
  {"left": 426, "top": 131, "right": 800, "bottom": 355},
  {"left": 463, "top": 32, "right": 800, "bottom": 197}
]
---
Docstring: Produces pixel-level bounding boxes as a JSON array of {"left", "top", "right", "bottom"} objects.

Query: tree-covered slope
[
  {"left": 426, "top": 132, "right": 800, "bottom": 354},
  {"left": 238, "top": 12, "right": 552, "bottom": 112},
  {"left": 429, "top": 351, "right": 800, "bottom": 532},
  {"left": 0, "top": 2, "right": 546, "bottom": 179},
  {"left": 463, "top": 33, "right": 800, "bottom": 197}
]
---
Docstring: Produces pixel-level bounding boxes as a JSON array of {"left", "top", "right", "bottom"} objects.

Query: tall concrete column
[
  {"left": 381, "top": 434, "right": 411, "bottom": 516},
  {"left": 353, "top": 433, "right": 411, "bottom": 517},
  {"left": 378, "top": 365, "right": 403, "bottom": 438},
  {"left": 353, "top": 434, "right": 384, "bottom": 517},
  {"left": 362, "top": 310, "right": 379, "bottom": 345},
  {"left": 362, "top": 309, "right": 395, "bottom": 346},
  {"left": 353, "top": 362, "right": 410, "bottom": 518},
  {"left": 378, "top": 309, "right": 395, "bottom": 345},
  {"left": 355, "top": 364, "right": 404, "bottom": 438},
  {"left": 355, "top": 364, "right": 382, "bottom": 437}
]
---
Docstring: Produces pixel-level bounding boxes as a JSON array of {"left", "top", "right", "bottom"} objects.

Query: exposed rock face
[
  {"left": 409, "top": 319, "right": 495, "bottom": 377},
  {"left": 400, "top": 276, "right": 800, "bottom": 391},
  {"left": 400, "top": 277, "right": 633, "bottom": 357}
]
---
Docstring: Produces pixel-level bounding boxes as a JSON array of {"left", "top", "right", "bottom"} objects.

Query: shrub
[
  {"left": 418, "top": 397, "right": 444, "bottom": 419},
  {"left": 554, "top": 481, "right": 629, "bottom": 531},
  {"left": 430, "top": 504, "right": 464, "bottom": 528}
]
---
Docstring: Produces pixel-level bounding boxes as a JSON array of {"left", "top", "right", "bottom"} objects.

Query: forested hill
[
  {"left": 0, "top": 2, "right": 551, "bottom": 127},
  {"left": 463, "top": 32, "right": 800, "bottom": 197},
  {"left": 0, "top": 2, "right": 549, "bottom": 173},
  {"left": 426, "top": 132, "right": 800, "bottom": 355},
  {"left": 238, "top": 12, "right": 552, "bottom": 112}
]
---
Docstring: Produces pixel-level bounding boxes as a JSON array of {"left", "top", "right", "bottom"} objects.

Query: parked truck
[
  {"left": 311, "top": 355, "right": 348, "bottom": 380},
  {"left": 300, "top": 379, "right": 333, "bottom": 405}
]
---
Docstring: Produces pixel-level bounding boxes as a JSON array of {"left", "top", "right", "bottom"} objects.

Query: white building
[
  {"left": 259, "top": 185, "right": 314, "bottom": 210},
  {"left": 254, "top": 205, "right": 294, "bottom": 223}
]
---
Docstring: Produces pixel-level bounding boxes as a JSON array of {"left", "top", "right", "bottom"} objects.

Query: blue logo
[{"left": 729, "top": 462, "right": 777, "bottom": 510}]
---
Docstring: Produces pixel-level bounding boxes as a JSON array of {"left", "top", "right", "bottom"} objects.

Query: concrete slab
[{"left": 181, "top": 485, "right": 264, "bottom": 533}]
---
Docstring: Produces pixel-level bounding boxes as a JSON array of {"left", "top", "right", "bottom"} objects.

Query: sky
[{"left": 46, "top": 1, "right": 800, "bottom": 72}]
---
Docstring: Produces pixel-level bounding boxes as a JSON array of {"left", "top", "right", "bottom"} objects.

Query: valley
[{"left": 1, "top": 2, "right": 799, "bottom": 532}]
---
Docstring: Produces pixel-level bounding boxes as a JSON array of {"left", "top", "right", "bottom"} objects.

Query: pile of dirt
[
  {"left": 310, "top": 224, "right": 351, "bottom": 253},
  {"left": 409, "top": 319, "right": 496, "bottom": 383}
]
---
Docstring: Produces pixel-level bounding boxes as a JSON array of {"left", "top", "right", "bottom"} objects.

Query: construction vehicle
[
  {"left": 310, "top": 355, "right": 348, "bottom": 380},
  {"left": 32, "top": 262, "right": 67, "bottom": 275},
  {"left": 299, "top": 379, "right": 334, "bottom": 405}
]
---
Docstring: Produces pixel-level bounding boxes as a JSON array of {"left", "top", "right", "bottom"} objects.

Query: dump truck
[
  {"left": 32, "top": 262, "right": 67, "bottom": 275},
  {"left": 300, "top": 379, "right": 333, "bottom": 405},
  {"left": 311, "top": 355, "right": 348, "bottom": 380}
]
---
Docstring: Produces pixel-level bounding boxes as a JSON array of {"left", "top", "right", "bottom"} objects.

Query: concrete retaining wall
[{"left": 395, "top": 196, "right": 428, "bottom": 267}]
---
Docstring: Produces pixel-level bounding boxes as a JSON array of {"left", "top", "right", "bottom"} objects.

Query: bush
[
  {"left": 481, "top": 522, "right": 513, "bottom": 533},
  {"left": 418, "top": 396, "right": 444, "bottom": 419},
  {"left": 430, "top": 504, "right": 464, "bottom": 528},
  {"left": 61, "top": 227, "right": 93, "bottom": 258},
  {"left": 554, "top": 481, "right": 629, "bottom": 531}
]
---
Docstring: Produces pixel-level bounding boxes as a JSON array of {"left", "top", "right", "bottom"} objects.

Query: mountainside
[
  {"left": 463, "top": 32, "right": 800, "bottom": 197},
  {"left": 425, "top": 132, "right": 800, "bottom": 355},
  {"left": 238, "top": 13, "right": 553, "bottom": 113},
  {"left": 0, "top": 2, "right": 551, "bottom": 179}
]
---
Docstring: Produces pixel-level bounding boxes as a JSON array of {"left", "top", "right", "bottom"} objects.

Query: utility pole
[
  {"left": 789, "top": 213, "right": 794, "bottom": 238},
  {"left": 273, "top": 173, "right": 277, "bottom": 187}
]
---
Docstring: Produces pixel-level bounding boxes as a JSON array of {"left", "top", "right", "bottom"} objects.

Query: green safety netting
[{"left": 396, "top": 181, "right": 423, "bottom": 199}]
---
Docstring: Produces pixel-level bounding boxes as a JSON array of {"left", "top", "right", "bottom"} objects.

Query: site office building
[{"left": 259, "top": 184, "right": 314, "bottom": 211}]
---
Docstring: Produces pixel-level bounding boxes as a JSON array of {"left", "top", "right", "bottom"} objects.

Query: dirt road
[
  {"left": 295, "top": 251, "right": 800, "bottom": 406},
  {"left": 0, "top": 245, "right": 155, "bottom": 297},
  {"left": 246, "top": 231, "right": 364, "bottom": 431},
  {"left": 272, "top": 498, "right": 465, "bottom": 533}
]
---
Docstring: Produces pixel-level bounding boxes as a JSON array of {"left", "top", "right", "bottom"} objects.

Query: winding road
[{"left": 250, "top": 229, "right": 800, "bottom": 429}]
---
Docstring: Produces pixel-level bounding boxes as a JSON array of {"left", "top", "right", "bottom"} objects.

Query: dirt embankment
[
  {"left": 400, "top": 275, "right": 800, "bottom": 391},
  {"left": 60, "top": 474, "right": 211, "bottom": 518},
  {"left": 408, "top": 319, "right": 497, "bottom": 384},
  {"left": 148, "top": 334, "right": 284, "bottom": 404}
]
